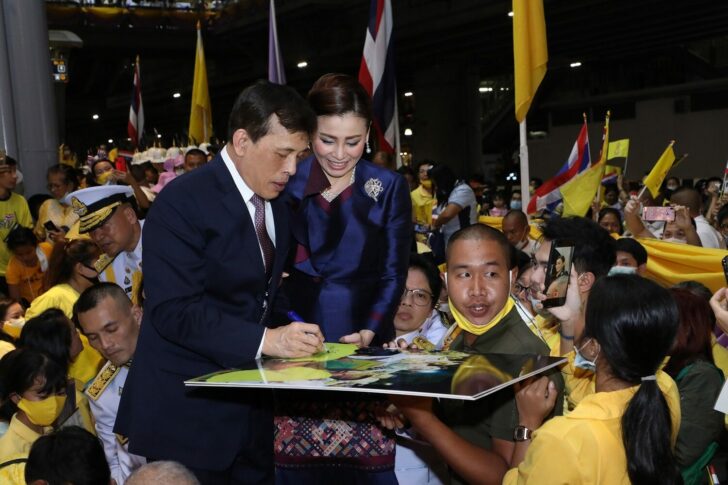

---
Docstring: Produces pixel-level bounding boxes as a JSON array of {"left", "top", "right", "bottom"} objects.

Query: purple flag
[{"left": 268, "top": 0, "right": 286, "bottom": 84}]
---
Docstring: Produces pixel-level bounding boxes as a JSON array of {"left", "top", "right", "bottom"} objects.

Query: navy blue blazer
[
  {"left": 115, "top": 154, "right": 288, "bottom": 474},
  {"left": 284, "top": 157, "right": 411, "bottom": 343}
]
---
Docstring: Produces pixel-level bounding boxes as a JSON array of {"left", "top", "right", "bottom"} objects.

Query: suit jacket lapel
[{"left": 213, "top": 158, "right": 266, "bottom": 275}]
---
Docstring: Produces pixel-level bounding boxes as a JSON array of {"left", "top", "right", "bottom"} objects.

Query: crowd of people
[{"left": 0, "top": 72, "right": 725, "bottom": 485}]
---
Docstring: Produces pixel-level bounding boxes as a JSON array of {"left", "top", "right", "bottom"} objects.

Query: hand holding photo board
[{"left": 186, "top": 344, "right": 566, "bottom": 401}]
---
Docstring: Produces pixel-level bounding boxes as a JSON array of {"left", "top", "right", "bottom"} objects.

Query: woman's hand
[
  {"left": 710, "top": 288, "right": 728, "bottom": 335},
  {"left": 113, "top": 169, "right": 137, "bottom": 187},
  {"left": 673, "top": 205, "right": 692, "bottom": 231},
  {"left": 514, "top": 377, "right": 557, "bottom": 430},
  {"left": 340, "top": 329, "right": 375, "bottom": 347}
]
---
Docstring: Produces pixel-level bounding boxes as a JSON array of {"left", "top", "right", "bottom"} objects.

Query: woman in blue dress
[{"left": 275, "top": 73, "right": 411, "bottom": 484}]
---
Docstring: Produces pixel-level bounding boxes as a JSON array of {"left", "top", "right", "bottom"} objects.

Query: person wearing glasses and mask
[{"left": 386, "top": 254, "right": 448, "bottom": 351}]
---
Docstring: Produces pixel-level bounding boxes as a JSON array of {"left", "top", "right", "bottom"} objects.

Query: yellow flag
[
  {"left": 513, "top": 0, "right": 548, "bottom": 123},
  {"left": 561, "top": 113, "right": 610, "bottom": 216},
  {"left": 643, "top": 142, "right": 676, "bottom": 199},
  {"left": 560, "top": 161, "right": 607, "bottom": 217},
  {"left": 188, "top": 23, "right": 213, "bottom": 145},
  {"left": 607, "top": 139, "right": 629, "bottom": 160}
]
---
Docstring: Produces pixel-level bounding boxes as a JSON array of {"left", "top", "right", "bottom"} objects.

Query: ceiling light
[
  {"left": 404, "top": 128, "right": 413, "bottom": 136},
  {"left": 172, "top": 92, "right": 181, "bottom": 98},
  {"left": 508, "top": 11, "right": 514, "bottom": 17},
  {"left": 570, "top": 61, "right": 582, "bottom": 68},
  {"left": 297, "top": 61, "right": 308, "bottom": 68},
  {"left": 108, "top": 139, "right": 113, "bottom": 143},
  {"left": 157, "top": 134, "right": 162, "bottom": 138},
  {"left": 404, "top": 91, "right": 413, "bottom": 97},
  {"left": 92, "top": 114, "right": 99, "bottom": 120}
]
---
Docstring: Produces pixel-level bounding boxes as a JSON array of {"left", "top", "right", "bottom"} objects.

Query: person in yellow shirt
[
  {"left": 0, "top": 156, "right": 33, "bottom": 294},
  {"left": 5, "top": 227, "right": 53, "bottom": 306},
  {"left": 34, "top": 164, "right": 79, "bottom": 244},
  {"left": 25, "top": 240, "right": 104, "bottom": 387},
  {"left": 504, "top": 275, "right": 682, "bottom": 485},
  {"left": 0, "top": 349, "right": 68, "bottom": 463},
  {"left": 16, "top": 309, "right": 96, "bottom": 435},
  {"left": 411, "top": 161, "right": 435, "bottom": 227},
  {"left": 0, "top": 298, "right": 22, "bottom": 356}
]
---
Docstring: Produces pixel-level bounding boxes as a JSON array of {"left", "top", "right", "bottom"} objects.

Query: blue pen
[{"left": 287, "top": 311, "right": 328, "bottom": 352}]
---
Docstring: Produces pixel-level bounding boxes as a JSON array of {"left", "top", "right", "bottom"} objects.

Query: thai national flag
[
  {"left": 527, "top": 120, "right": 591, "bottom": 213},
  {"left": 127, "top": 57, "right": 144, "bottom": 148},
  {"left": 358, "top": 0, "right": 398, "bottom": 154}
]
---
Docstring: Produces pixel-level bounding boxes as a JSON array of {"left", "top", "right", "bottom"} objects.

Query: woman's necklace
[{"left": 321, "top": 167, "right": 356, "bottom": 202}]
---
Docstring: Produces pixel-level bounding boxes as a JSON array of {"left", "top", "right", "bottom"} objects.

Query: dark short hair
[
  {"left": 0, "top": 348, "right": 67, "bottom": 405},
  {"left": 718, "top": 204, "right": 728, "bottom": 225},
  {"left": 17, "top": 309, "right": 73, "bottom": 371},
  {"left": 184, "top": 148, "right": 207, "bottom": 161},
  {"left": 615, "top": 238, "right": 648, "bottom": 266},
  {"left": 504, "top": 209, "right": 528, "bottom": 228},
  {"left": 408, "top": 253, "right": 442, "bottom": 309},
  {"left": 669, "top": 187, "right": 702, "bottom": 215},
  {"left": 74, "top": 282, "right": 132, "bottom": 328},
  {"left": 3, "top": 156, "right": 17, "bottom": 167},
  {"left": 26, "top": 426, "right": 111, "bottom": 485},
  {"left": 5, "top": 226, "right": 38, "bottom": 252},
  {"left": 541, "top": 216, "right": 616, "bottom": 279},
  {"left": 227, "top": 80, "right": 317, "bottom": 142},
  {"left": 603, "top": 184, "right": 619, "bottom": 195},
  {"left": 447, "top": 223, "right": 511, "bottom": 267},
  {"left": 429, "top": 164, "right": 459, "bottom": 205},
  {"left": 307, "top": 73, "right": 372, "bottom": 124}
]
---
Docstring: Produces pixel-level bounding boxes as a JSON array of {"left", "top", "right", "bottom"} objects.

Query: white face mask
[
  {"left": 515, "top": 239, "right": 528, "bottom": 251},
  {"left": 663, "top": 237, "right": 687, "bottom": 244},
  {"left": 608, "top": 265, "right": 638, "bottom": 276}
]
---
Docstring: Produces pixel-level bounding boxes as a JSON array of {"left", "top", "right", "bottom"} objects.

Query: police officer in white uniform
[
  {"left": 75, "top": 282, "right": 145, "bottom": 484},
  {"left": 64, "top": 185, "right": 143, "bottom": 300}
]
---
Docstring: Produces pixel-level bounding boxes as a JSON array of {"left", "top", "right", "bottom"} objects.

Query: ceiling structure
[{"left": 46, "top": 0, "right": 728, "bottom": 154}]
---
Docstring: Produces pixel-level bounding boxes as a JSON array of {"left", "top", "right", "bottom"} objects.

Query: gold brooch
[{"left": 71, "top": 196, "right": 88, "bottom": 216}]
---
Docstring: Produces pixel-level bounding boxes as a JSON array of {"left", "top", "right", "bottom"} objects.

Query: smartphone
[
  {"left": 722, "top": 255, "right": 728, "bottom": 286},
  {"left": 642, "top": 206, "right": 675, "bottom": 222},
  {"left": 543, "top": 239, "right": 575, "bottom": 308},
  {"left": 44, "top": 220, "right": 59, "bottom": 232},
  {"left": 115, "top": 158, "right": 127, "bottom": 172}
]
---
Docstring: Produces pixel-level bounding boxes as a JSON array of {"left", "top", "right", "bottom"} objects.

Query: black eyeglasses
[{"left": 401, "top": 287, "right": 434, "bottom": 306}]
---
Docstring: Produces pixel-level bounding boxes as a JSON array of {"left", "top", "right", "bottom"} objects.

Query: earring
[{"left": 366, "top": 140, "right": 371, "bottom": 154}]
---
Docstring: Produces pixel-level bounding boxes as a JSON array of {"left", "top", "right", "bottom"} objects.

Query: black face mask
[{"left": 81, "top": 274, "right": 100, "bottom": 285}]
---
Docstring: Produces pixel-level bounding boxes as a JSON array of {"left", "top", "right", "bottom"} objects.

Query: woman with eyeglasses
[
  {"left": 388, "top": 254, "right": 448, "bottom": 350},
  {"left": 35, "top": 165, "right": 79, "bottom": 244}
]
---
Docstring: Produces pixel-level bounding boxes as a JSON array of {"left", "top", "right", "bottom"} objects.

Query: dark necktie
[{"left": 250, "top": 194, "right": 274, "bottom": 273}]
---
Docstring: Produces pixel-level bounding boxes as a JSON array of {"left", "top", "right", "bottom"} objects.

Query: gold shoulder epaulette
[
  {"left": 94, "top": 253, "right": 115, "bottom": 273},
  {"left": 85, "top": 361, "right": 120, "bottom": 401}
]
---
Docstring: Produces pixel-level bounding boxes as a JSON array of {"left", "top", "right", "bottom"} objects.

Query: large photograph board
[{"left": 186, "top": 344, "right": 566, "bottom": 401}]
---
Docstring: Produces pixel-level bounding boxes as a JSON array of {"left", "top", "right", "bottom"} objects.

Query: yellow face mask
[
  {"left": 421, "top": 180, "right": 433, "bottom": 190},
  {"left": 449, "top": 296, "right": 515, "bottom": 336},
  {"left": 96, "top": 171, "right": 113, "bottom": 185},
  {"left": 17, "top": 394, "right": 67, "bottom": 426}
]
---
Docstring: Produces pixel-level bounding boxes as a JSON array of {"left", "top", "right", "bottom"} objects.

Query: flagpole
[
  {"left": 519, "top": 120, "right": 531, "bottom": 213},
  {"left": 721, "top": 159, "right": 728, "bottom": 198}
]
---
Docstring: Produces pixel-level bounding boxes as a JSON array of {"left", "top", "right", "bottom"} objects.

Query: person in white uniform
[
  {"left": 64, "top": 186, "right": 144, "bottom": 300},
  {"left": 74, "top": 282, "right": 145, "bottom": 484}
]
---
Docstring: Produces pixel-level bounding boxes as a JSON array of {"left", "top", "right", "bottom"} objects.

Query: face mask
[
  {"left": 574, "top": 339, "right": 599, "bottom": 372},
  {"left": 663, "top": 237, "right": 687, "bottom": 244},
  {"left": 608, "top": 265, "right": 637, "bottom": 276},
  {"left": 515, "top": 238, "right": 528, "bottom": 251},
  {"left": 17, "top": 394, "right": 67, "bottom": 426},
  {"left": 174, "top": 167, "right": 185, "bottom": 176},
  {"left": 666, "top": 185, "right": 678, "bottom": 192},
  {"left": 510, "top": 200, "right": 522, "bottom": 210},
  {"left": 421, "top": 180, "right": 432, "bottom": 190},
  {"left": 3, "top": 317, "right": 25, "bottom": 339},
  {"left": 96, "top": 171, "right": 114, "bottom": 185}
]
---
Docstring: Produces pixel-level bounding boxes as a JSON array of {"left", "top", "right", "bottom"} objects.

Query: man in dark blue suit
[{"left": 115, "top": 81, "right": 324, "bottom": 484}]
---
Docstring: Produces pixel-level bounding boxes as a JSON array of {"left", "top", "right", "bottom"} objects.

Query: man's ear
[
  {"left": 131, "top": 305, "right": 143, "bottom": 327},
  {"left": 231, "top": 129, "right": 251, "bottom": 158},
  {"left": 577, "top": 271, "right": 596, "bottom": 293},
  {"left": 122, "top": 204, "right": 138, "bottom": 225}
]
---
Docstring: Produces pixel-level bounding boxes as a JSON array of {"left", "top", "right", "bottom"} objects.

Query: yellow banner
[
  {"left": 188, "top": 25, "right": 213, "bottom": 145},
  {"left": 513, "top": 0, "right": 548, "bottom": 123},
  {"left": 607, "top": 139, "right": 629, "bottom": 160}
]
